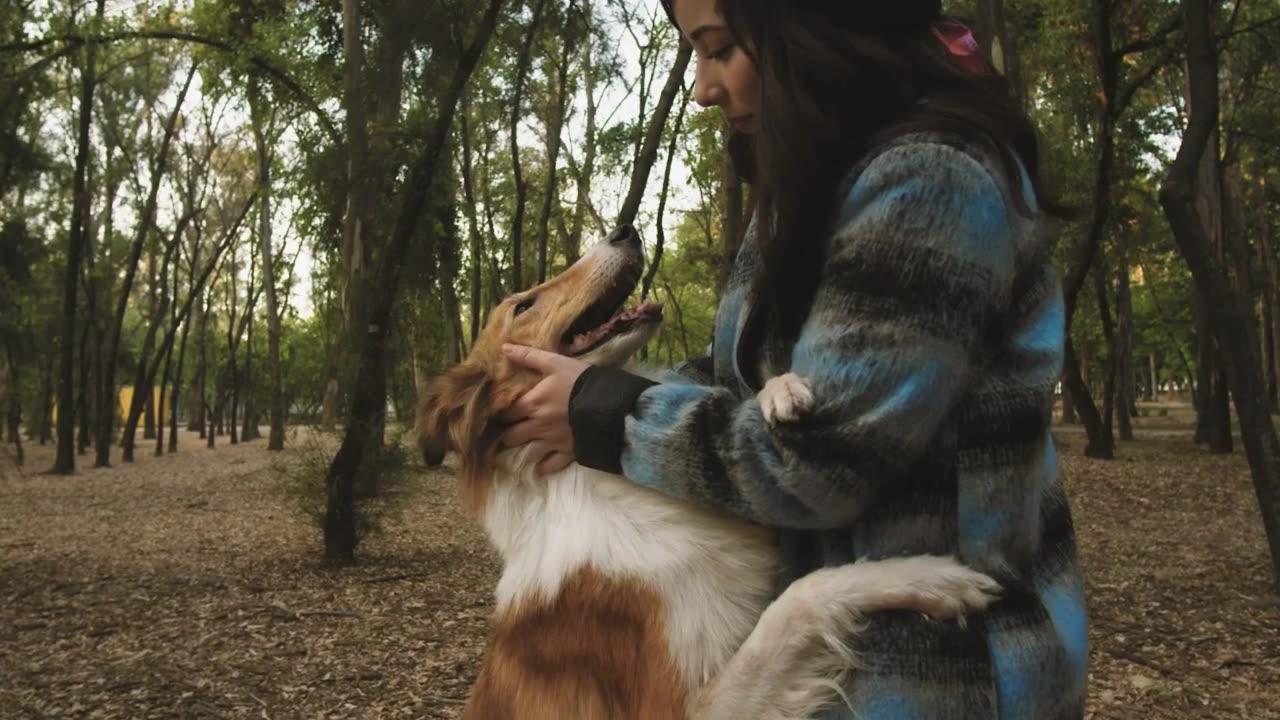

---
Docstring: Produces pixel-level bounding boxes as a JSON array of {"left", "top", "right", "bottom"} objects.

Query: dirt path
[{"left": 2, "top": 423, "right": 1277, "bottom": 719}]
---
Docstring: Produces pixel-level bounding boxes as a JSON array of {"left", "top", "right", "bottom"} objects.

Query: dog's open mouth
[{"left": 562, "top": 275, "right": 663, "bottom": 356}]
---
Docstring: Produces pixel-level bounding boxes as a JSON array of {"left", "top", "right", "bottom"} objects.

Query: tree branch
[{"left": 1, "top": 29, "right": 341, "bottom": 144}]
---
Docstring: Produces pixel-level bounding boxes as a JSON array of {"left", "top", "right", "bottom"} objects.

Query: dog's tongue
[{"left": 566, "top": 302, "right": 664, "bottom": 355}]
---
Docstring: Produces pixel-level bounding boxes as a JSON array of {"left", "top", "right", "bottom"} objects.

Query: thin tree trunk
[
  {"left": 1061, "top": 383, "right": 1078, "bottom": 424},
  {"left": 641, "top": 83, "right": 690, "bottom": 302},
  {"left": 125, "top": 195, "right": 256, "bottom": 460},
  {"left": 639, "top": 84, "right": 691, "bottom": 361},
  {"left": 566, "top": 0, "right": 598, "bottom": 265},
  {"left": 1095, "top": 256, "right": 1119, "bottom": 450},
  {"left": 1159, "top": 0, "right": 1280, "bottom": 591},
  {"left": 1115, "top": 245, "right": 1135, "bottom": 440},
  {"left": 6, "top": 349, "right": 22, "bottom": 465},
  {"left": 617, "top": 41, "right": 694, "bottom": 227},
  {"left": 508, "top": 0, "right": 550, "bottom": 292},
  {"left": 193, "top": 291, "right": 208, "bottom": 436},
  {"left": 156, "top": 333, "right": 173, "bottom": 456},
  {"left": 96, "top": 63, "right": 196, "bottom": 467},
  {"left": 249, "top": 77, "right": 286, "bottom": 450},
  {"left": 976, "top": 0, "right": 1026, "bottom": 108},
  {"left": 76, "top": 294, "right": 93, "bottom": 455},
  {"left": 459, "top": 100, "right": 484, "bottom": 343},
  {"left": 170, "top": 299, "right": 192, "bottom": 453},
  {"left": 52, "top": 0, "right": 106, "bottom": 475},
  {"left": 717, "top": 124, "right": 746, "bottom": 296},
  {"left": 123, "top": 230, "right": 181, "bottom": 462},
  {"left": 1195, "top": 294, "right": 1213, "bottom": 441},
  {"left": 537, "top": 25, "right": 574, "bottom": 285},
  {"left": 1257, "top": 190, "right": 1280, "bottom": 411}
]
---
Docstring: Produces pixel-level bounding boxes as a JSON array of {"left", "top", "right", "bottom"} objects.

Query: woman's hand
[{"left": 499, "top": 344, "right": 590, "bottom": 475}]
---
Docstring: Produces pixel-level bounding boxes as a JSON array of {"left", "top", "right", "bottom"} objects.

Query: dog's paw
[
  {"left": 850, "top": 556, "right": 1003, "bottom": 624},
  {"left": 759, "top": 373, "right": 814, "bottom": 426},
  {"left": 885, "top": 556, "right": 1003, "bottom": 622}
]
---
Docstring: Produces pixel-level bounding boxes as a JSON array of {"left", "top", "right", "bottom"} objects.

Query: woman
[{"left": 500, "top": 0, "right": 1087, "bottom": 717}]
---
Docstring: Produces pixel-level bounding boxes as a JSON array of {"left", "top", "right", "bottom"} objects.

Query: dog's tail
[{"left": 689, "top": 555, "right": 1002, "bottom": 720}]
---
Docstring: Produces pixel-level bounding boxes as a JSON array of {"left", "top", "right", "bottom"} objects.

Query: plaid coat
[{"left": 569, "top": 133, "right": 1088, "bottom": 719}]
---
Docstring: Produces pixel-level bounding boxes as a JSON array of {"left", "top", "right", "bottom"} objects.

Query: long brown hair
[{"left": 660, "top": 0, "right": 1069, "bottom": 367}]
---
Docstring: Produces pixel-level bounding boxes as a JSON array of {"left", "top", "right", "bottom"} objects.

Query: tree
[
  {"left": 1159, "top": 0, "right": 1280, "bottom": 591},
  {"left": 323, "top": 0, "right": 507, "bottom": 563}
]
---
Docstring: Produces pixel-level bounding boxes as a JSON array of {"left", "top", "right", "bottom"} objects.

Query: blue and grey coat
[{"left": 569, "top": 133, "right": 1088, "bottom": 719}]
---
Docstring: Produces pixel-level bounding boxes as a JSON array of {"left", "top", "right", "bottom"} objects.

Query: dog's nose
[{"left": 608, "top": 224, "right": 640, "bottom": 247}]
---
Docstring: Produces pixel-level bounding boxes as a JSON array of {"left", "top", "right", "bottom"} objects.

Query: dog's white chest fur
[{"left": 482, "top": 452, "right": 779, "bottom": 690}]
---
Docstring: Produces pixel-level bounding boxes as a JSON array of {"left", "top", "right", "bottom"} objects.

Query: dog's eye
[{"left": 514, "top": 298, "right": 535, "bottom": 316}]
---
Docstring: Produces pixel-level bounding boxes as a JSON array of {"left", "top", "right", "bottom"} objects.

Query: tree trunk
[
  {"left": 249, "top": 79, "right": 285, "bottom": 450},
  {"left": 1259, "top": 196, "right": 1280, "bottom": 412},
  {"left": 1191, "top": 63, "right": 1234, "bottom": 455},
  {"left": 96, "top": 63, "right": 195, "bottom": 467},
  {"left": 1061, "top": 383, "right": 1078, "bottom": 424},
  {"left": 52, "top": 0, "right": 106, "bottom": 475},
  {"left": 324, "top": 0, "right": 505, "bottom": 564},
  {"left": 1148, "top": 352, "right": 1158, "bottom": 401},
  {"left": 5, "top": 349, "right": 22, "bottom": 466},
  {"left": 617, "top": 41, "right": 694, "bottom": 227},
  {"left": 1266, "top": 297, "right": 1279, "bottom": 411},
  {"left": 39, "top": 360, "right": 53, "bottom": 445},
  {"left": 1115, "top": 246, "right": 1135, "bottom": 440},
  {"left": 1159, "top": 0, "right": 1280, "bottom": 591},
  {"left": 341, "top": 0, "right": 371, "bottom": 342}
]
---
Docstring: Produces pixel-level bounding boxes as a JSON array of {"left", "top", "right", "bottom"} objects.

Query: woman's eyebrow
[{"left": 687, "top": 24, "right": 726, "bottom": 43}]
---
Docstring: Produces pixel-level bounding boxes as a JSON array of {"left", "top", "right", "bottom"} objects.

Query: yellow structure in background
[{"left": 52, "top": 386, "right": 172, "bottom": 425}]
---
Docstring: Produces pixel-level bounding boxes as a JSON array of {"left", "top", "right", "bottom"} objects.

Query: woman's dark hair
[{"left": 659, "top": 0, "right": 1071, "bottom": 378}]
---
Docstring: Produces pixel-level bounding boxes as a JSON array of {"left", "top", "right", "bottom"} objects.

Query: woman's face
[{"left": 672, "top": 0, "right": 761, "bottom": 134}]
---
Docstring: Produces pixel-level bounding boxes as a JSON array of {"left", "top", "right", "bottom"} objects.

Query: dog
[{"left": 417, "top": 225, "right": 1001, "bottom": 719}]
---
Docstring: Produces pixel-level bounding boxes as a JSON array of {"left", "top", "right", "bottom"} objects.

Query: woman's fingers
[
  {"left": 501, "top": 419, "right": 540, "bottom": 448},
  {"left": 503, "top": 344, "right": 572, "bottom": 374}
]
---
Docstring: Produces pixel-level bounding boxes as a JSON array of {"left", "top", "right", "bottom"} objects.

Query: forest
[{"left": 2, "top": 0, "right": 1280, "bottom": 717}]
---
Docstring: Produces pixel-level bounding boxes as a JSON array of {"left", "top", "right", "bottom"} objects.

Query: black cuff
[{"left": 568, "top": 365, "right": 658, "bottom": 474}]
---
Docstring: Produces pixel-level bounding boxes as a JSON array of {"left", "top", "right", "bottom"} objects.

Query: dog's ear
[{"left": 417, "top": 363, "right": 481, "bottom": 466}]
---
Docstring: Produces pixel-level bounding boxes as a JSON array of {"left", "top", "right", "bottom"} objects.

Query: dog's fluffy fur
[{"left": 418, "top": 230, "right": 1001, "bottom": 719}]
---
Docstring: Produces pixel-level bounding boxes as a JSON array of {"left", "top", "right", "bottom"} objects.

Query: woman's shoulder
[{"left": 836, "top": 130, "right": 1034, "bottom": 216}]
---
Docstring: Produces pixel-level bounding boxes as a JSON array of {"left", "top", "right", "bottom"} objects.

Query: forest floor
[{"left": 2, "top": 404, "right": 1278, "bottom": 719}]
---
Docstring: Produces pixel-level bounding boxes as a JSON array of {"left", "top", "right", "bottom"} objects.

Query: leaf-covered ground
[{"left": 2, "top": 410, "right": 1277, "bottom": 719}]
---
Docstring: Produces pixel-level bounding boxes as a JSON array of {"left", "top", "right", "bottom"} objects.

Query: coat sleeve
[{"left": 573, "top": 142, "right": 1018, "bottom": 530}]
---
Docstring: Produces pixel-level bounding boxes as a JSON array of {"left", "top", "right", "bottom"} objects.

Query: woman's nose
[{"left": 693, "top": 66, "right": 723, "bottom": 108}]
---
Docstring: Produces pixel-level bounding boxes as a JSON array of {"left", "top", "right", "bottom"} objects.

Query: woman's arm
[{"left": 571, "top": 142, "right": 1020, "bottom": 530}]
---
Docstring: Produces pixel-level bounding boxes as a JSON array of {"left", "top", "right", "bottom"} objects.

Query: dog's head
[{"left": 417, "top": 225, "right": 662, "bottom": 510}]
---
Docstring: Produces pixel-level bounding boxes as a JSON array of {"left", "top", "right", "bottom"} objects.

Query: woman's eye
[
  {"left": 514, "top": 299, "right": 535, "bottom": 316},
  {"left": 708, "top": 44, "right": 734, "bottom": 61}
]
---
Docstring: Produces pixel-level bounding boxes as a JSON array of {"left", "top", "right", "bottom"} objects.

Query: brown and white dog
[{"left": 417, "top": 226, "right": 1000, "bottom": 720}]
